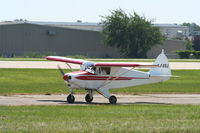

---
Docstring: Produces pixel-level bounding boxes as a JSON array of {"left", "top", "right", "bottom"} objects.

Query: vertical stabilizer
[{"left": 149, "top": 50, "right": 171, "bottom": 77}]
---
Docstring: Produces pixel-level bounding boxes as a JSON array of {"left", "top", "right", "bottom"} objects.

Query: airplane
[{"left": 46, "top": 50, "right": 171, "bottom": 104}]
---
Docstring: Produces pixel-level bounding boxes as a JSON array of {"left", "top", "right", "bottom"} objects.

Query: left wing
[
  {"left": 46, "top": 56, "right": 85, "bottom": 65},
  {"left": 94, "top": 62, "right": 158, "bottom": 68},
  {"left": 46, "top": 56, "right": 159, "bottom": 68}
]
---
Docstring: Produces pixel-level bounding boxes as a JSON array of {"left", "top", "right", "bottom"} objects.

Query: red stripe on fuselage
[{"left": 75, "top": 76, "right": 148, "bottom": 80}]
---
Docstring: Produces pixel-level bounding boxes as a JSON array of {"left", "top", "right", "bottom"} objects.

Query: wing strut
[{"left": 66, "top": 63, "right": 73, "bottom": 71}]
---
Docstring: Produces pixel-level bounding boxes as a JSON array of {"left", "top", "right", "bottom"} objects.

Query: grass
[
  {"left": 0, "top": 105, "right": 200, "bottom": 133},
  {"left": 0, "top": 58, "right": 46, "bottom": 61},
  {"left": 0, "top": 57, "right": 200, "bottom": 62},
  {"left": 0, "top": 69, "right": 200, "bottom": 95},
  {"left": 0, "top": 69, "right": 67, "bottom": 95},
  {"left": 1, "top": 69, "right": 200, "bottom": 133}
]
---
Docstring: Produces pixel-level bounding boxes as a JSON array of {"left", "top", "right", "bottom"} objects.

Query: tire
[
  {"left": 67, "top": 94, "right": 75, "bottom": 103},
  {"left": 85, "top": 94, "right": 93, "bottom": 103},
  {"left": 109, "top": 96, "right": 117, "bottom": 104}
]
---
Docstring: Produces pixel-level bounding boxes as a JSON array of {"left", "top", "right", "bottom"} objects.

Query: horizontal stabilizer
[{"left": 150, "top": 75, "right": 179, "bottom": 78}]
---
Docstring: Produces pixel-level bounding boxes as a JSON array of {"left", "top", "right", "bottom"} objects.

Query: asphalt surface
[
  {"left": 1, "top": 94, "right": 200, "bottom": 106},
  {"left": 0, "top": 61, "right": 200, "bottom": 69}
]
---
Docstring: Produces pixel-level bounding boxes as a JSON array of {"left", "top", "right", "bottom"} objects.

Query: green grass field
[
  {"left": 0, "top": 105, "right": 200, "bottom": 133},
  {"left": 1, "top": 69, "right": 200, "bottom": 133},
  {"left": 0, "top": 69, "right": 200, "bottom": 95}
]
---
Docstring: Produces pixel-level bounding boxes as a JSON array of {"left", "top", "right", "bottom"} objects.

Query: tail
[{"left": 149, "top": 50, "right": 171, "bottom": 81}]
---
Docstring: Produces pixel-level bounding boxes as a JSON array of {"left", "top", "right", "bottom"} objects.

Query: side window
[{"left": 97, "top": 67, "right": 111, "bottom": 75}]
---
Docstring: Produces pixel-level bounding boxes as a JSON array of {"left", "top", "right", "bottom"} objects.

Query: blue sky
[{"left": 0, "top": 0, "right": 199, "bottom": 24}]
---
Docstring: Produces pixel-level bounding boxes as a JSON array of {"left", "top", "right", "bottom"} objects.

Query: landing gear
[
  {"left": 67, "top": 94, "right": 75, "bottom": 103},
  {"left": 109, "top": 95, "right": 117, "bottom": 104},
  {"left": 85, "top": 94, "right": 93, "bottom": 103},
  {"left": 97, "top": 88, "right": 117, "bottom": 104}
]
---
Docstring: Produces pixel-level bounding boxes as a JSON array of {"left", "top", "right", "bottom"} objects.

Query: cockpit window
[
  {"left": 80, "top": 62, "right": 96, "bottom": 74},
  {"left": 85, "top": 65, "right": 96, "bottom": 74},
  {"left": 80, "top": 62, "right": 111, "bottom": 75},
  {"left": 96, "top": 67, "right": 111, "bottom": 75}
]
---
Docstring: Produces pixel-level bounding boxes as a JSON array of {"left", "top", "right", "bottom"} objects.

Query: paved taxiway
[
  {"left": 0, "top": 61, "right": 200, "bottom": 69},
  {"left": 1, "top": 94, "right": 200, "bottom": 105}
]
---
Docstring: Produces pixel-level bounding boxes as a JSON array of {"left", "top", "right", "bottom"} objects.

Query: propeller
[
  {"left": 57, "top": 65, "right": 65, "bottom": 76},
  {"left": 57, "top": 64, "right": 82, "bottom": 89}
]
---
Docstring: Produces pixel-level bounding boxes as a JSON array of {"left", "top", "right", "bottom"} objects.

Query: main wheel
[
  {"left": 109, "top": 95, "right": 117, "bottom": 104},
  {"left": 85, "top": 94, "right": 93, "bottom": 103},
  {"left": 67, "top": 94, "right": 75, "bottom": 103}
]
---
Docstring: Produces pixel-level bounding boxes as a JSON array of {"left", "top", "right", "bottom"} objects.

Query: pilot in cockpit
[
  {"left": 85, "top": 65, "right": 96, "bottom": 74},
  {"left": 80, "top": 62, "right": 96, "bottom": 74}
]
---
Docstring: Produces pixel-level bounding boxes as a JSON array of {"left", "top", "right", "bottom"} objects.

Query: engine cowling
[{"left": 63, "top": 74, "right": 73, "bottom": 81}]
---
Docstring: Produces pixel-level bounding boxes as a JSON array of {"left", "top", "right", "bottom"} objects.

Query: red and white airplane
[{"left": 46, "top": 50, "right": 171, "bottom": 104}]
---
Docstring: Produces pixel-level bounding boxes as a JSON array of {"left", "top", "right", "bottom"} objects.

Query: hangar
[
  {"left": 0, "top": 21, "right": 187, "bottom": 58},
  {"left": 0, "top": 22, "right": 119, "bottom": 58}
]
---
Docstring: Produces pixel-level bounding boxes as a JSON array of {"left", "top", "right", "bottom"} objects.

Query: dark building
[
  {"left": 0, "top": 21, "right": 186, "bottom": 58},
  {"left": 0, "top": 22, "right": 119, "bottom": 57}
]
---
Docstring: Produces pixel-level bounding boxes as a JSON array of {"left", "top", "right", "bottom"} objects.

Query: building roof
[
  {"left": 27, "top": 21, "right": 102, "bottom": 31},
  {"left": 153, "top": 24, "right": 188, "bottom": 28},
  {"left": 27, "top": 21, "right": 99, "bottom": 26},
  {"left": 0, "top": 21, "right": 188, "bottom": 32},
  {"left": 0, "top": 21, "right": 15, "bottom": 25}
]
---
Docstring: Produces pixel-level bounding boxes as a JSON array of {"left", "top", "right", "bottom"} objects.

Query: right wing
[
  {"left": 46, "top": 56, "right": 85, "bottom": 65},
  {"left": 94, "top": 62, "right": 159, "bottom": 68}
]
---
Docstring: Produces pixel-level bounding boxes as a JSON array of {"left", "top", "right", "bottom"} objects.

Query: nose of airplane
[
  {"left": 63, "top": 74, "right": 72, "bottom": 81},
  {"left": 63, "top": 74, "right": 68, "bottom": 81}
]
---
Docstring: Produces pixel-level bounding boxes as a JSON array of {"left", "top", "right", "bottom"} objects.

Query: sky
[{"left": 0, "top": 0, "right": 200, "bottom": 25}]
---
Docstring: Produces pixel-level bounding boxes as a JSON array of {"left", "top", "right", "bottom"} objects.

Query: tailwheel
[
  {"left": 67, "top": 94, "right": 75, "bottom": 103},
  {"left": 85, "top": 94, "right": 93, "bottom": 103},
  {"left": 109, "top": 95, "right": 117, "bottom": 104}
]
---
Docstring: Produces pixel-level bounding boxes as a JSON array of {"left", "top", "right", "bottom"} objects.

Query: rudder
[{"left": 149, "top": 50, "right": 171, "bottom": 77}]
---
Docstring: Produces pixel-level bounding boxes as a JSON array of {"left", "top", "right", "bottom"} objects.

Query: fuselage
[{"left": 64, "top": 67, "right": 169, "bottom": 90}]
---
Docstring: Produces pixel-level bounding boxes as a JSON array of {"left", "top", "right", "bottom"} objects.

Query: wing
[
  {"left": 94, "top": 62, "right": 158, "bottom": 68},
  {"left": 46, "top": 56, "right": 158, "bottom": 67},
  {"left": 46, "top": 56, "right": 85, "bottom": 65}
]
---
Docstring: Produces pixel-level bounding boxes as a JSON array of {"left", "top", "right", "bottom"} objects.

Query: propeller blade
[{"left": 57, "top": 65, "right": 65, "bottom": 76}]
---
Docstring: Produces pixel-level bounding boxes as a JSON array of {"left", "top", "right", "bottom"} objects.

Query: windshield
[{"left": 80, "top": 62, "right": 96, "bottom": 74}]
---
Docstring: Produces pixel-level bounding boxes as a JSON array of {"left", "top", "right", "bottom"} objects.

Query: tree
[
  {"left": 185, "top": 38, "right": 193, "bottom": 50},
  {"left": 101, "top": 9, "right": 163, "bottom": 58},
  {"left": 182, "top": 22, "right": 200, "bottom": 32},
  {"left": 14, "top": 18, "right": 27, "bottom": 22}
]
